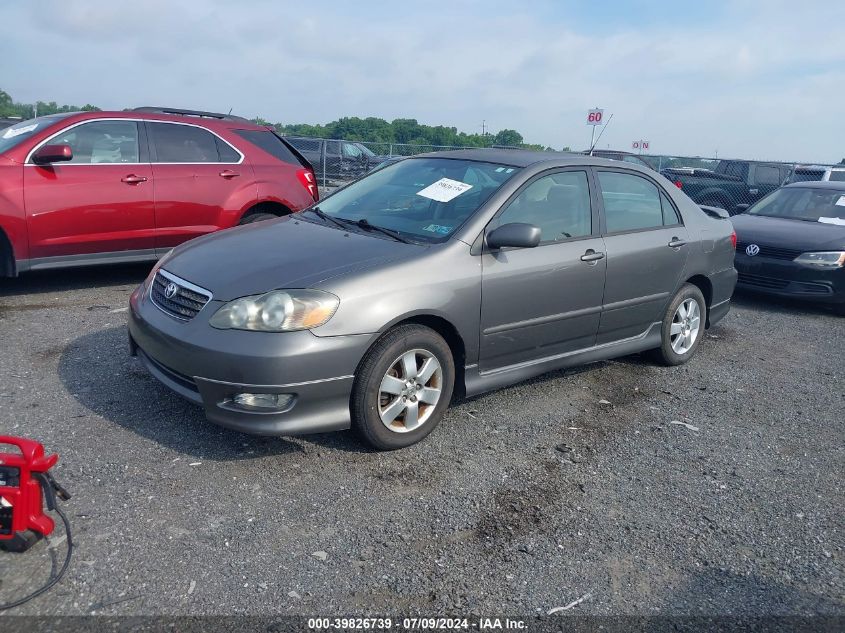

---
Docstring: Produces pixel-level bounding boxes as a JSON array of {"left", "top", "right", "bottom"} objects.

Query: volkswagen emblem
[
  {"left": 746, "top": 244, "right": 760, "bottom": 257},
  {"left": 164, "top": 282, "right": 179, "bottom": 299}
]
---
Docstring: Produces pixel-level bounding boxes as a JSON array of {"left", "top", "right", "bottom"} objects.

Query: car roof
[
  {"left": 51, "top": 109, "right": 268, "bottom": 131},
  {"left": 408, "top": 148, "right": 623, "bottom": 168},
  {"left": 783, "top": 181, "right": 845, "bottom": 191}
]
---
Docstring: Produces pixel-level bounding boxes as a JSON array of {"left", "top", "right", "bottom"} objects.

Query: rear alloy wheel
[
  {"left": 650, "top": 283, "right": 706, "bottom": 366},
  {"left": 352, "top": 325, "right": 454, "bottom": 450},
  {"left": 238, "top": 212, "right": 276, "bottom": 225}
]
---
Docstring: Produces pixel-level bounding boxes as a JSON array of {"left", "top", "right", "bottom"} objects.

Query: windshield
[
  {"left": 356, "top": 143, "right": 376, "bottom": 158},
  {"left": 0, "top": 114, "right": 75, "bottom": 155},
  {"left": 307, "top": 157, "right": 519, "bottom": 242},
  {"left": 747, "top": 187, "right": 845, "bottom": 223}
]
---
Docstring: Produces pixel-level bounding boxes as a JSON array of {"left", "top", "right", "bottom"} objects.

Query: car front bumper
[
  {"left": 128, "top": 282, "right": 375, "bottom": 436},
  {"left": 734, "top": 253, "right": 845, "bottom": 305}
]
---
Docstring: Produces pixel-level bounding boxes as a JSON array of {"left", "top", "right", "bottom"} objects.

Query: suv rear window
[{"left": 234, "top": 130, "right": 303, "bottom": 166}]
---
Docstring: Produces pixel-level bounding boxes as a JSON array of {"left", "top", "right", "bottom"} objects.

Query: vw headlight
[
  {"left": 209, "top": 289, "right": 339, "bottom": 332},
  {"left": 793, "top": 251, "right": 845, "bottom": 268}
]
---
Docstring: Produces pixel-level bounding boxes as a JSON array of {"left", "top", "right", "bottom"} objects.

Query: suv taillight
[
  {"left": 730, "top": 230, "right": 737, "bottom": 249},
  {"left": 674, "top": 180, "right": 683, "bottom": 189},
  {"left": 296, "top": 168, "right": 319, "bottom": 202}
]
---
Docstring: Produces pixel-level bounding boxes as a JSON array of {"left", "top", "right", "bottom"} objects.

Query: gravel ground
[{"left": 0, "top": 264, "right": 842, "bottom": 619}]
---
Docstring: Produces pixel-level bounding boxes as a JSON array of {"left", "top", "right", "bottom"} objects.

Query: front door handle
[
  {"left": 219, "top": 170, "right": 240, "bottom": 179},
  {"left": 668, "top": 238, "right": 687, "bottom": 248},
  {"left": 121, "top": 174, "right": 147, "bottom": 184},
  {"left": 580, "top": 249, "right": 605, "bottom": 263}
]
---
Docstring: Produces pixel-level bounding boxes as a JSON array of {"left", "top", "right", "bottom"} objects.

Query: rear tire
[
  {"left": 238, "top": 212, "right": 276, "bottom": 225},
  {"left": 351, "top": 325, "right": 455, "bottom": 450},
  {"left": 649, "top": 283, "right": 707, "bottom": 366}
]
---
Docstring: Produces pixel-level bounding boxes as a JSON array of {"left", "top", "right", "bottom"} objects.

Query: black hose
[{"left": 0, "top": 502, "right": 73, "bottom": 610}]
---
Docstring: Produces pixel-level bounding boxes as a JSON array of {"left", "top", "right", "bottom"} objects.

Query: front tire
[
  {"left": 650, "top": 283, "right": 706, "bottom": 366},
  {"left": 351, "top": 325, "right": 455, "bottom": 450}
]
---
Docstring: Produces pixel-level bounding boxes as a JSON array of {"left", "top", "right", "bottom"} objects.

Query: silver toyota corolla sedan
[{"left": 129, "top": 150, "right": 737, "bottom": 449}]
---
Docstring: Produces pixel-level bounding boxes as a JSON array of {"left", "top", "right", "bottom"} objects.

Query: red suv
[{"left": 0, "top": 107, "right": 318, "bottom": 276}]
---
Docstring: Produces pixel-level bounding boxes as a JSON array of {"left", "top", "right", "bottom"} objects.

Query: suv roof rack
[{"left": 132, "top": 107, "right": 250, "bottom": 122}]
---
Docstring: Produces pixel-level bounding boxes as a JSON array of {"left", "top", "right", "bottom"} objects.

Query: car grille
[
  {"left": 138, "top": 348, "right": 199, "bottom": 394},
  {"left": 736, "top": 242, "right": 802, "bottom": 260},
  {"left": 737, "top": 273, "right": 789, "bottom": 289},
  {"left": 150, "top": 270, "right": 212, "bottom": 320}
]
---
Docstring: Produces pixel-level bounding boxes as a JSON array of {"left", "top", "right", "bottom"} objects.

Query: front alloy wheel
[
  {"left": 378, "top": 350, "right": 443, "bottom": 433},
  {"left": 352, "top": 325, "right": 455, "bottom": 450}
]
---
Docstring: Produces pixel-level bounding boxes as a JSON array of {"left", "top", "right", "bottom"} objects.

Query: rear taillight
[
  {"left": 674, "top": 180, "right": 683, "bottom": 189},
  {"left": 296, "top": 168, "right": 319, "bottom": 202},
  {"left": 730, "top": 230, "right": 737, "bottom": 249}
]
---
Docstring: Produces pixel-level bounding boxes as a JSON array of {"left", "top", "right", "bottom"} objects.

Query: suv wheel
[
  {"left": 351, "top": 325, "right": 455, "bottom": 450},
  {"left": 650, "top": 283, "right": 706, "bottom": 366}
]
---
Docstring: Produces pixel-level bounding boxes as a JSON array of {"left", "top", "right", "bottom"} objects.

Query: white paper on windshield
[
  {"left": 835, "top": 195, "right": 845, "bottom": 207},
  {"left": 818, "top": 216, "right": 845, "bottom": 225},
  {"left": 1, "top": 123, "right": 38, "bottom": 139},
  {"left": 416, "top": 178, "right": 473, "bottom": 203}
]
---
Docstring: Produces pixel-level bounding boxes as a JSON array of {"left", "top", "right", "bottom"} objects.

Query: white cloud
[{"left": 3, "top": 0, "right": 844, "bottom": 162}]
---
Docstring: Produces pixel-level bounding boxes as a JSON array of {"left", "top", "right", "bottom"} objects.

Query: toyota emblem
[
  {"left": 745, "top": 244, "right": 760, "bottom": 257},
  {"left": 164, "top": 282, "right": 179, "bottom": 299}
]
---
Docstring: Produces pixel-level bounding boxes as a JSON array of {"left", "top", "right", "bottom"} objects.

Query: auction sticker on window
[{"left": 416, "top": 178, "right": 473, "bottom": 203}]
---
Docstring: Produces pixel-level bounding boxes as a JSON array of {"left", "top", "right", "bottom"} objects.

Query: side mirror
[
  {"left": 486, "top": 223, "right": 541, "bottom": 249},
  {"left": 32, "top": 144, "right": 73, "bottom": 165}
]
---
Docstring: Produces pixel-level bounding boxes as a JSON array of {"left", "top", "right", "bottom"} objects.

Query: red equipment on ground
[{"left": 0, "top": 436, "right": 67, "bottom": 552}]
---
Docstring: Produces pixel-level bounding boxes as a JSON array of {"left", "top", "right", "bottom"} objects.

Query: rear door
[
  {"left": 146, "top": 121, "right": 253, "bottom": 251},
  {"left": 479, "top": 169, "right": 606, "bottom": 371},
  {"left": 747, "top": 164, "right": 783, "bottom": 206},
  {"left": 595, "top": 169, "right": 689, "bottom": 344},
  {"left": 24, "top": 118, "right": 155, "bottom": 261}
]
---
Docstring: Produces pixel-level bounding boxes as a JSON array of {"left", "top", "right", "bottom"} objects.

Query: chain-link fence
[{"left": 283, "top": 133, "right": 844, "bottom": 210}]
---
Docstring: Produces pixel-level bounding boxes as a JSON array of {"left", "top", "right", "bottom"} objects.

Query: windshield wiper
[
  {"left": 336, "top": 217, "right": 412, "bottom": 244},
  {"left": 303, "top": 206, "right": 347, "bottom": 230}
]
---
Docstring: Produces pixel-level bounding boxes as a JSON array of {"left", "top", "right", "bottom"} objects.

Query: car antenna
[{"left": 589, "top": 113, "right": 614, "bottom": 155}]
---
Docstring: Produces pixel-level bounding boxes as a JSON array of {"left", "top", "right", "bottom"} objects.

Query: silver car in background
[{"left": 129, "top": 150, "right": 737, "bottom": 449}]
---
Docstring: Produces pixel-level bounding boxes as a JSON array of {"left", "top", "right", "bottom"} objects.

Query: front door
[
  {"left": 480, "top": 169, "right": 606, "bottom": 371},
  {"left": 24, "top": 119, "right": 155, "bottom": 261},
  {"left": 594, "top": 169, "right": 690, "bottom": 344},
  {"left": 146, "top": 121, "right": 250, "bottom": 251}
]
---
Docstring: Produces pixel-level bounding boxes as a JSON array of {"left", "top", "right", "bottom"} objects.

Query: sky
[{"left": 3, "top": 0, "right": 843, "bottom": 163}]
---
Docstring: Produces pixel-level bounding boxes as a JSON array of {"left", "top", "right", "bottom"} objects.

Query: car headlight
[
  {"left": 209, "top": 289, "right": 339, "bottom": 332},
  {"left": 793, "top": 251, "right": 845, "bottom": 268}
]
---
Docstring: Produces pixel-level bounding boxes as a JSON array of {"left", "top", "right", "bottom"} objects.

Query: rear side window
[
  {"left": 598, "top": 171, "right": 664, "bottom": 233},
  {"left": 148, "top": 122, "right": 236, "bottom": 163},
  {"left": 754, "top": 165, "right": 781, "bottom": 186},
  {"left": 234, "top": 129, "right": 303, "bottom": 166},
  {"left": 828, "top": 171, "right": 845, "bottom": 182},
  {"left": 660, "top": 191, "right": 681, "bottom": 225}
]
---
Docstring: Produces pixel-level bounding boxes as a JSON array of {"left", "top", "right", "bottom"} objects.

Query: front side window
[
  {"left": 148, "top": 122, "right": 222, "bottom": 163},
  {"left": 308, "top": 158, "right": 519, "bottom": 242},
  {"left": 342, "top": 142, "right": 362, "bottom": 158},
  {"left": 598, "top": 171, "right": 664, "bottom": 232},
  {"left": 747, "top": 187, "right": 845, "bottom": 222},
  {"left": 46, "top": 120, "right": 139, "bottom": 164},
  {"left": 828, "top": 170, "right": 845, "bottom": 182},
  {"left": 491, "top": 171, "right": 592, "bottom": 243}
]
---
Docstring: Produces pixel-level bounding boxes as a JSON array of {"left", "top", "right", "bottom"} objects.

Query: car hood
[
  {"left": 730, "top": 213, "right": 845, "bottom": 251},
  {"left": 162, "top": 215, "right": 426, "bottom": 301}
]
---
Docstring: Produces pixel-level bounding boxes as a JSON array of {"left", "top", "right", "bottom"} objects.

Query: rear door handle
[
  {"left": 219, "top": 170, "right": 240, "bottom": 179},
  {"left": 121, "top": 174, "right": 147, "bottom": 184},
  {"left": 580, "top": 249, "right": 605, "bottom": 263},
  {"left": 668, "top": 238, "right": 687, "bottom": 248}
]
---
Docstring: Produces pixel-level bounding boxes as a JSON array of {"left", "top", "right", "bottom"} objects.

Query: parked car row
[
  {"left": 0, "top": 107, "right": 318, "bottom": 275},
  {"left": 2, "top": 111, "right": 842, "bottom": 450}
]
